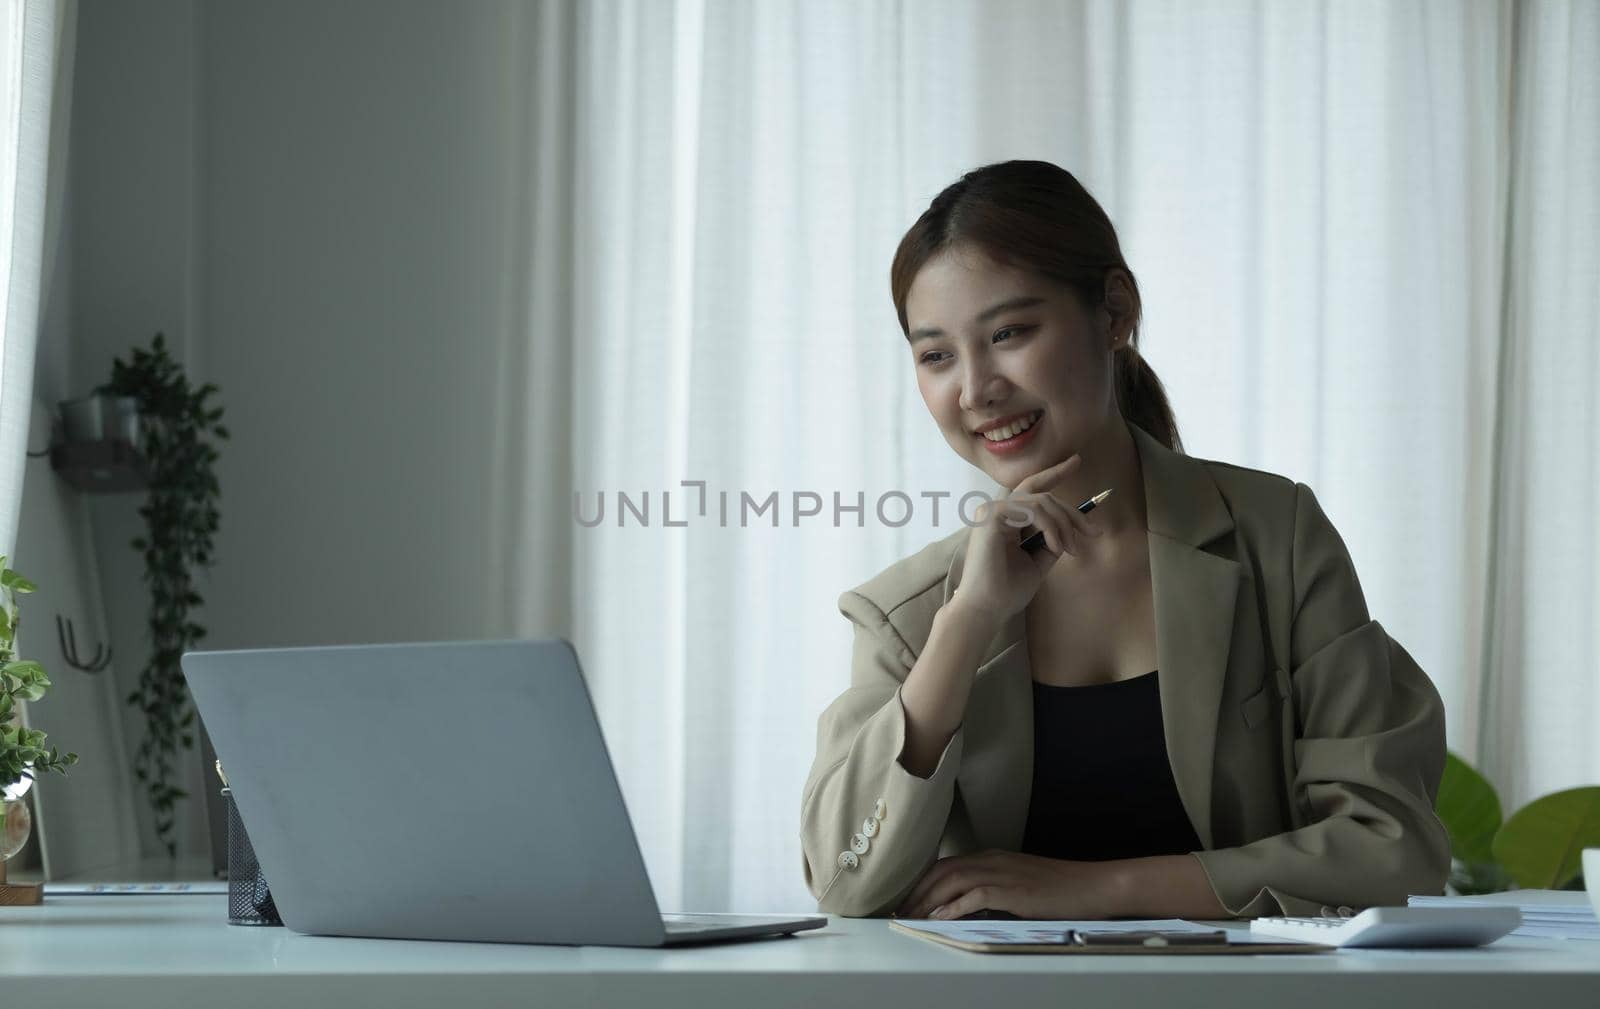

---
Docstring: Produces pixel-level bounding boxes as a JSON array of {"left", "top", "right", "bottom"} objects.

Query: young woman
[{"left": 799, "top": 160, "right": 1450, "bottom": 920}]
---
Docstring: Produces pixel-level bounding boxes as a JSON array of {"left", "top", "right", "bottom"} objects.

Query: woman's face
[{"left": 905, "top": 244, "right": 1119, "bottom": 490}]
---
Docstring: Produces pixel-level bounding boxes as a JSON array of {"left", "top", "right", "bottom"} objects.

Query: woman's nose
[{"left": 958, "top": 359, "right": 1011, "bottom": 412}]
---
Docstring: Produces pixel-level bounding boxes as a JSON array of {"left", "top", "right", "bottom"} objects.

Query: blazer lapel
[{"left": 940, "top": 422, "right": 1241, "bottom": 853}]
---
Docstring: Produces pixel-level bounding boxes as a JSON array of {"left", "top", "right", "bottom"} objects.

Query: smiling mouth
[{"left": 976, "top": 409, "right": 1044, "bottom": 442}]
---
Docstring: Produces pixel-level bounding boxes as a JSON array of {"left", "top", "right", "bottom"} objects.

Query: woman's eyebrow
[{"left": 908, "top": 295, "right": 1046, "bottom": 342}]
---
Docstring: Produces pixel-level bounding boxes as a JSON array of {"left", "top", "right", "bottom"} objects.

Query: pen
[{"left": 1020, "top": 487, "right": 1113, "bottom": 554}]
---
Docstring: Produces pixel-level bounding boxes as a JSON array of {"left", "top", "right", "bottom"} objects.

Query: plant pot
[
  {"left": 59, "top": 394, "right": 141, "bottom": 447},
  {"left": 0, "top": 797, "right": 29, "bottom": 863},
  {"left": 0, "top": 797, "right": 42, "bottom": 905}
]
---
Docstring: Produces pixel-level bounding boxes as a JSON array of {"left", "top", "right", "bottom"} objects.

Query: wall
[{"left": 196, "top": 0, "right": 531, "bottom": 651}]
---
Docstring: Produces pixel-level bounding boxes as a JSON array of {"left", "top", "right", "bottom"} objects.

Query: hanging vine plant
[{"left": 99, "top": 332, "right": 228, "bottom": 857}]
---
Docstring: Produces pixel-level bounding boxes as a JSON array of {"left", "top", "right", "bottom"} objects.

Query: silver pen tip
[{"left": 1091, "top": 488, "right": 1113, "bottom": 505}]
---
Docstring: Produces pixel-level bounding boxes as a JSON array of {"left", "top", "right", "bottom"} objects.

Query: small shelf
[{"left": 50, "top": 439, "right": 150, "bottom": 493}]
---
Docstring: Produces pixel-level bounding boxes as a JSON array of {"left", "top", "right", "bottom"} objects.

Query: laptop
[{"left": 181, "top": 638, "right": 826, "bottom": 946}]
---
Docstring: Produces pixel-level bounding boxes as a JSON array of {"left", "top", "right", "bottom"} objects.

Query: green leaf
[{"left": 1492, "top": 787, "right": 1600, "bottom": 889}]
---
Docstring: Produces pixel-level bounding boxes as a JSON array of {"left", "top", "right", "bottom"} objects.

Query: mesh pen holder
[{"left": 222, "top": 787, "right": 283, "bottom": 926}]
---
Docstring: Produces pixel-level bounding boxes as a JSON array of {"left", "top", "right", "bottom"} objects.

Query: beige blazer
[{"left": 799, "top": 421, "right": 1451, "bottom": 918}]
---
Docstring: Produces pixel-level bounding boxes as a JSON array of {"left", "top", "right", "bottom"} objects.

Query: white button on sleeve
[
  {"left": 851, "top": 833, "right": 870, "bottom": 855},
  {"left": 861, "top": 816, "right": 879, "bottom": 838},
  {"left": 837, "top": 850, "right": 859, "bottom": 870},
  {"left": 874, "top": 798, "right": 887, "bottom": 820}
]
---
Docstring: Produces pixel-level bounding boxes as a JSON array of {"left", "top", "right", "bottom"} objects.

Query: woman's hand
[
  {"left": 950, "top": 454, "right": 1103, "bottom": 628},
  {"left": 894, "top": 849, "right": 1121, "bottom": 920}
]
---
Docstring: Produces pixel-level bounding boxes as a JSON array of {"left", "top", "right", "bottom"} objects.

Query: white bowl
[{"left": 1584, "top": 849, "right": 1600, "bottom": 921}]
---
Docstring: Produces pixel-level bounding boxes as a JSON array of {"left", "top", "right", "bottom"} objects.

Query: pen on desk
[{"left": 1020, "top": 487, "right": 1113, "bottom": 554}]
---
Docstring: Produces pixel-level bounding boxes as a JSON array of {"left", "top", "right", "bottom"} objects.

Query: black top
[{"left": 1019, "top": 670, "right": 1204, "bottom": 862}]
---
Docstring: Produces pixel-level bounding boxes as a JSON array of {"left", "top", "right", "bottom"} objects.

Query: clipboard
[{"left": 889, "top": 919, "right": 1334, "bottom": 955}]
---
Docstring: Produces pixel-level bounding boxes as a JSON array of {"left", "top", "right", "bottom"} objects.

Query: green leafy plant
[
  {"left": 98, "top": 332, "right": 228, "bottom": 856},
  {"left": 1, "top": 558, "right": 78, "bottom": 798},
  {"left": 1435, "top": 751, "right": 1599, "bottom": 894}
]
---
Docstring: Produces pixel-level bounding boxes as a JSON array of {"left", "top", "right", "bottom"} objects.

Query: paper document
[
  {"left": 894, "top": 917, "right": 1283, "bottom": 946},
  {"left": 1409, "top": 889, "right": 1600, "bottom": 941}
]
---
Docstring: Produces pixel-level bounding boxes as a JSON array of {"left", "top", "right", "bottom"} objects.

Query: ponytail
[{"left": 1113, "top": 345, "right": 1183, "bottom": 454}]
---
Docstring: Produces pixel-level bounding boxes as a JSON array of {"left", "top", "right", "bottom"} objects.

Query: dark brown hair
[{"left": 890, "top": 160, "right": 1182, "bottom": 453}]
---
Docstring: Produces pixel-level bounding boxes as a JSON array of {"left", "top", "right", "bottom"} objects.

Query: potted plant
[
  {"left": 1, "top": 557, "right": 78, "bottom": 905},
  {"left": 98, "top": 332, "right": 228, "bottom": 858},
  {"left": 1435, "top": 751, "right": 1600, "bottom": 893}
]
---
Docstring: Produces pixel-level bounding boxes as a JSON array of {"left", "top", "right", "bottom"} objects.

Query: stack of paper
[{"left": 1409, "top": 889, "right": 1600, "bottom": 940}]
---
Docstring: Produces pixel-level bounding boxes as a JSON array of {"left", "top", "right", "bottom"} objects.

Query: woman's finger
[
  {"left": 1017, "top": 492, "right": 1071, "bottom": 556},
  {"left": 1011, "top": 453, "right": 1080, "bottom": 497},
  {"left": 1050, "top": 490, "right": 1105, "bottom": 539},
  {"left": 903, "top": 851, "right": 1014, "bottom": 917},
  {"left": 996, "top": 499, "right": 1036, "bottom": 532},
  {"left": 933, "top": 884, "right": 1002, "bottom": 921},
  {"left": 1030, "top": 495, "right": 1081, "bottom": 556},
  {"left": 897, "top": 856, "right": 964, "bottom": 916},
  {"left": 911, "top": 870, "right": 981, "bottom": 919}
]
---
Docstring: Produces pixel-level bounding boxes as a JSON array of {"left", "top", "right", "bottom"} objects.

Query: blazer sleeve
[
  {"left": 798, "top": 590, "right": 963, "bottom": 917},
  {"left": 1191, "top": 481, "right": 1453, "bottom": 917}
]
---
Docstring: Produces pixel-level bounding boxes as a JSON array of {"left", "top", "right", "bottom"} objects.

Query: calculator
[{"left": 1248, "top": 906, "right": 1523, "bottom": 948}]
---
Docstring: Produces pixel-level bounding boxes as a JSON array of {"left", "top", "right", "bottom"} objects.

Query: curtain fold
[{"left": 0, "top": 0, "right": 60, "bottom": 556}]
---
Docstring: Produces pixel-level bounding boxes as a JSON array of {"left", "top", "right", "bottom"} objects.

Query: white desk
[{"left": 3, "top": 896, "right": 1596, "bottom": 1008}]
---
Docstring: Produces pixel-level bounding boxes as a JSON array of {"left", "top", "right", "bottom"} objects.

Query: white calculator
[{"left": 1248, "top": 906, "right": 1523, "bottom": 948}]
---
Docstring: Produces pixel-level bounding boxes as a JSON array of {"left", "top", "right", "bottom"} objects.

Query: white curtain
[
  {"left": 0, "top": 0, "right": 62, "bottom": 557},
  {"left": 1479, "top": 0, "right": 1600, "bottom": 809},
  {"left": 505, "top": 0, "right": 1600, "bottom": 914}
]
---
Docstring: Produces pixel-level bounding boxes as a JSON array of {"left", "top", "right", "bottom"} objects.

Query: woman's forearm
[
  {"left": 1103, "top": 854, "right": 1231, "bottom": 919},
  {"left": 897, "top": 599, "right": 1001, "bottom": 778}
]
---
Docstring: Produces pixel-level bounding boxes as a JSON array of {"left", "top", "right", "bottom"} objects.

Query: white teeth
[{"left": 981, "top": 410, "right": 1042, "bottom": 442}]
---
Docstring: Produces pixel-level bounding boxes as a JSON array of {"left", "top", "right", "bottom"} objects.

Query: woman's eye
[
  {"left": 919, "top": 350, "right": 950, "bottom": 365},
  {"left": 993, "top": 326, "right": 1027, "bottom": 343}
]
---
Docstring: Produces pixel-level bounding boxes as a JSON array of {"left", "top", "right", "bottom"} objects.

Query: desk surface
[{"left": 2, "top": 896, "right": 1597, "bottom": 1009}]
